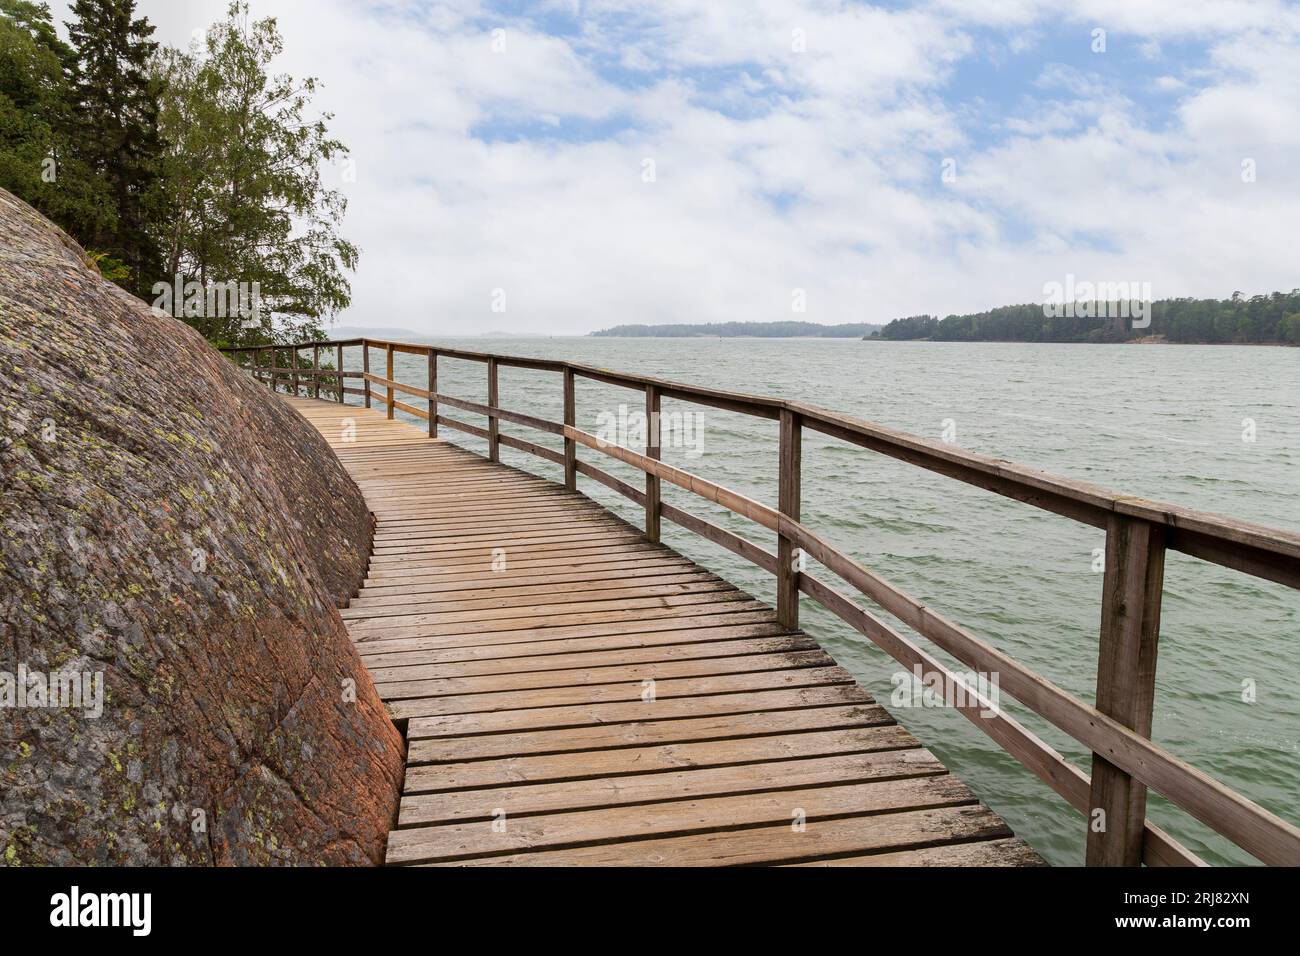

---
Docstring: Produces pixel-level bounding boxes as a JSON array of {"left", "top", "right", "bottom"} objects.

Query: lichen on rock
[{"left": 0, "top": 188, "right": 403, "bottom": 866}]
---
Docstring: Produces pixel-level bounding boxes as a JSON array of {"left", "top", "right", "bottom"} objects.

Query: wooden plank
[
  {"left": 777, "top": 408, "right": 801, "bottom": 629},
  {"left": 336, "top": 343, "right": 344, "bottom": 403},
  {"left": 431, "top": 351, "right": 441, "bottom": 437},
  {"left": 487, "top": 356, "right": 499, "bottom": 462},
  {"left": 385, "top": 665, "right": 857, "bottom": 721},
  {"left": 405, "top": 684, "right": 875, "bottom": 740},
  {"left": 350, "top": 569, "right": 716, "bottom": 609},
  {"left": 398, "top": 749, "right": 946, "bottom": 827},
  {"left": 369, "top": 634, "right": 818, "bottom": 683},
  {"left": 360, "top": 621, "right": 795, "bottom": 670},
  {"left": 386, "top": 343, "right": 395, "bottom": 420},
  {"left": 402, "top": 724, "right": 918, "bottom": 793},
  {"left": 362, "top": 342, "right": 371, "bottom": 407},
  {"left": 354, "top": 609, "right": 786, "bottom": 657},
  {"left": 645, "top": 383, "right": 661, "bottom": 541},
  {"left": 563, "top": 367, "right": 576, "bottom": 490},
  {"left": 406, "top": 701, "right": 895, "bottom": 763},
  {"left": 419, "top": 806, "right": 1017, "bottom": 867},
  {"left": 661, "top": 503, "right": 778, "bottom": 575},
  {"left": 375, "top": 649, "right": 835, "bottom": 702},
  {"left": 786, "top": 836, "right": 1045, "bottom": 867},
  {"left": 1087, "top": 515, "right": 1165, "bottom": 866},
  {"left": 387, "top": 775, "right": 980, "bottom": 864},
  {"left": 349, "top": 596, "right": 770, "bottom": 644}
]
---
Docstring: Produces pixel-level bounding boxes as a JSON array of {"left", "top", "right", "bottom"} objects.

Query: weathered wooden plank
[
  {"left": 398, "top": 749, "right": 945, "bottom": 827},
  {"left": 777, "top": 407, "right": 802, "bottom": 629},
  {"left": 387, "top": 775, "right": 979, "bottom": 864},
  {"left": 405, "top": 701, "right": 895, "bottom": 764},
  {"left": 375, "top": 649, "right": 835, "bottom": 702},
  {"left": 385, "top": 665, "right": 857, "bottom": 720},
  {"left": 367, "top": 633, "right": 818, "bottom": 683},
  {"left": 402, "top": 724, "right": 918, "bottom": 793},
  {"left": 786, "top": 836, "right": 1046, "bottom": 867},
  {"left": 645, "top": 383, "right": 661, "bottom": 541},
  {"left": 1087, "top": 515, "right": 1165, "bottom": 866},
  {"left": 405, "top": 684, "right": 876, "bottom": 740},
  {"left": 420, "top": 806, "right": 1017, "bottom": 867},
  {"left": 355, "top": 609, "right": 785, "bottom": 657},
  {"left": 359, "top": 621, "right": 795, "bottom": 670}
]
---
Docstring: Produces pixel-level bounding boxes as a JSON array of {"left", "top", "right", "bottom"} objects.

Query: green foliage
[
  {"left": 0, "top": 0, "right": 115, "bottom": 243},
  {"left": 875, "top": 293, "right": 1300, "bottom": 345},
  {"left": 593, "top": 321, "right": 882, "bottom": 338},
  {"left": 869, "top": 314, "right": 938, "bottom": 339},
  {"left": 86, "top": 249, "right": 130, "bottom": 281},
  {"left": 66, "top": 0, "right": 164, "bottom": 297},
  {"left": 0, "top": 0, "right": 356, "bottom": 347},
  {"left": 153, "top": 2, "right": 357, "bottom": 347}
]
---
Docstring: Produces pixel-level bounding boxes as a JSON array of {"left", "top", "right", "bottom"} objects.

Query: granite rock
[{"left": 0, "top": 188, "right": 403, "bottom": 866}]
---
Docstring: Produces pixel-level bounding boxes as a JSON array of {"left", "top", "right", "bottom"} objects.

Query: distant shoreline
[{"left": 864, "top": 336, "right": 1296, "bottom": 347}]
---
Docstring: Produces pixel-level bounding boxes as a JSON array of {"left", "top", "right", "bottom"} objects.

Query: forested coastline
[{"left": 873, "top": 293, "right": 1300, "bottom": 344}]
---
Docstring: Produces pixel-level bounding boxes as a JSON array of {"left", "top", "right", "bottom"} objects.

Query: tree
[
  {"left": 0, "top": 0, "right": 114, "bottom": 244},
  {"left": 66, "top": 0, "right": 163, "bottom": 295},
  {"left": 153, "top": 2, "right": 357, "bottom": 346},
  {"left": 1282, "top": 313, "right": 1300, "bottom": 346}
]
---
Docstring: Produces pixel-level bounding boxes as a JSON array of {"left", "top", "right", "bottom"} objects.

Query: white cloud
[{"left": 47, "top": 1, "right": 1300, "bottom": 332}]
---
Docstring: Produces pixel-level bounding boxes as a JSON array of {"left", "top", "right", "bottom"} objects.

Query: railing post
[
  {"left": 335, "top": 344, "right": 343, "bottom": 403},
  {"left": 776, "top": 408, "right": 802, "bottom": 630},
  {"left": 645, "top": 384, "right": 661, "bottom": 541},
  {"left": 291, "top": 346, "right": 299, "bottom": 396},
  {"left": 1086, "top": 514, "right": 1166, "bottom": 866},
  {"left": 563, "top": 368, "right": 576, "bottom": 490},
  {"left": 487, "top": 356, "right": 500, "bottom": 462},
  {"left": 362, "top": 342, "right": 371, "bottom": 408},
  {"left": 312, "top": 345, "right": 320, "bottom": 399},
  {"left": 427, "top": 350, "right": 438, "bottom": 438},
  {"left": 385, "top": 344, "right": 395, "bottom": 420}
]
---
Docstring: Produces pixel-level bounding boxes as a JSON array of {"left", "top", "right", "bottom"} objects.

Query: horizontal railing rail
[{"left": 222, "top": 337, "right": 1300, "bottom": 867}]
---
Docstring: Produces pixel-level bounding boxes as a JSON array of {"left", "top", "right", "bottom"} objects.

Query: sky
[{"left": 52, "top": 0, "right": 1300, "bottom": 335}]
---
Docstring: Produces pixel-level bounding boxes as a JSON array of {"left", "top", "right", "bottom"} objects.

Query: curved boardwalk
[{"left": 283, "top": 395, "right": 1042, "bottom": 866}]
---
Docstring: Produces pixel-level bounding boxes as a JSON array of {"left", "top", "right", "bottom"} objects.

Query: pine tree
[
  {"left": 66, "top": 0, "right": 162, "bottom": 295},
  {"left": 0, "top": 0, "right": 115, "bottom": 244}
]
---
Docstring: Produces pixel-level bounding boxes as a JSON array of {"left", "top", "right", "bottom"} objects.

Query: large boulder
[{"left": 0, "top": 188, "right": 404, "bottom": 865}]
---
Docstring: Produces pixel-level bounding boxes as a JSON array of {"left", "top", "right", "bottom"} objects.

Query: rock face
[{"left": 0, "top": 189, "right": 404, "bottom": 865}]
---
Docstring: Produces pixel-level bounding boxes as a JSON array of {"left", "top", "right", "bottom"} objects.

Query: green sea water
[{"left": 340, "top": 337, "right": 1300, "bottom": 866}]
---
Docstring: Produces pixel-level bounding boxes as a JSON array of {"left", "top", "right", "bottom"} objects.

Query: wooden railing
[{"left": 223, "top": 337, "right": 1300, "bottom": 867}]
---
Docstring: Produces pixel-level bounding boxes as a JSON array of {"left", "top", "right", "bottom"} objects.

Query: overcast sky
[{"left": 52, "top": 1, "right": 1300, "bottom": 335}]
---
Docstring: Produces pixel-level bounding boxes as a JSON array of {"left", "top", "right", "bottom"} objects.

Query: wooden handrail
[{"left": 221, "top": 336, "right": 1300, "bottom": 866}]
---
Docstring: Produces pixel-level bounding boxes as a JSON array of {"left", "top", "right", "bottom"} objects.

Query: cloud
[{"left": 48, "top": 0, "right": 1300, "bottom": 333}]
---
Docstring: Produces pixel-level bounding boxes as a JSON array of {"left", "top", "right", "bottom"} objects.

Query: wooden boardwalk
[{"left": 284, "top": 395, "right": 1043, "bottom": 866}]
